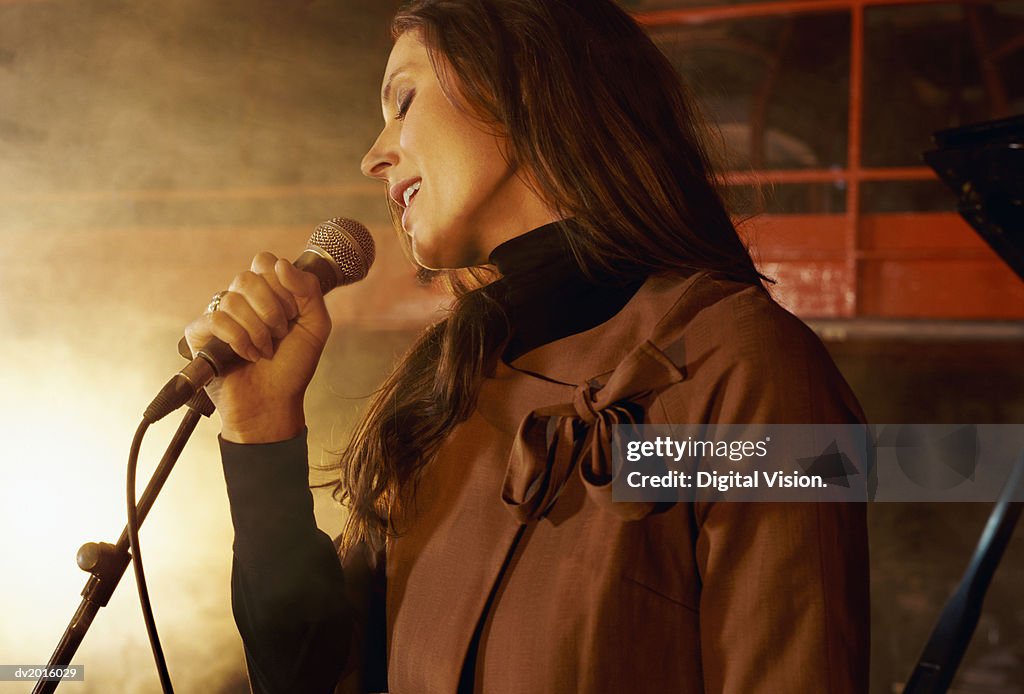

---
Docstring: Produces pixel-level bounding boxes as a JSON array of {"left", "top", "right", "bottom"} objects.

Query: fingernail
[
  {"left": 246, "top": 346, "right": 261, "bottom": 362},
  {"left": 261, "top": 341, "right": 274, "bottom": 359}
]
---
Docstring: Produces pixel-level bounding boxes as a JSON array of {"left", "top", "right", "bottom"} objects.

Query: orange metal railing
[{"left": 636, "top": 0, "right": 1024, "bottom": 319}]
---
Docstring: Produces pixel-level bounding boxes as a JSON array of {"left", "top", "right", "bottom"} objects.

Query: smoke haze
[{"left": 0, "top": 2, "right": 437, "bottom": 692}]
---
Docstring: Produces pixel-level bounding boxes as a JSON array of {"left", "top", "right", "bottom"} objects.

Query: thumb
[{"left": 276, "top": 258, "right": 332, "bottom": 343}]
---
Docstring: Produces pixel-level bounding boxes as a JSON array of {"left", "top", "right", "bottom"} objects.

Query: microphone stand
[
  {"left": 30, "top": 219, "right": 372, "bottom": 690},
  {"left": 31, "top": 390, "right": 215, "bottom": 694},
  {"left": 902, "top": 453, "right": 1024, "bottom": 694}
]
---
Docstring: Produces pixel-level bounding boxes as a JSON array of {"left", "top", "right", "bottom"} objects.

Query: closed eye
[{"left": 396, "top": 89, "right": 415, "bottom": 120}]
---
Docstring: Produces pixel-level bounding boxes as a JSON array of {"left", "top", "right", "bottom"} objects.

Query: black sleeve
[{"left": 221, "top": 431, "right": 353, "bottom": 694}]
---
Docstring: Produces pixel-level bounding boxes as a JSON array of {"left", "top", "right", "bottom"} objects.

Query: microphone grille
[{"left": 309, "top": 217, "right": 376, "bottom": 284}]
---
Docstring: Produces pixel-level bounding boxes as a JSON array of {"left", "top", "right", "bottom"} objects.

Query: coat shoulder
[
  {"left": 652, "top": 273, "right": 825, "bottom": 365},
  {"left": 648, "top": 273, "right": 864, "bottom": 425}
]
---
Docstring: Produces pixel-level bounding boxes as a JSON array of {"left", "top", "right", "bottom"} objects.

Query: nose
[{"left": 360, "top": 127, "right": 396, "bottom": 181}]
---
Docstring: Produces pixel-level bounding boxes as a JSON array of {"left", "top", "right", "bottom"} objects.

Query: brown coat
[{"left": 350, "top": 271, "right": 869, "bottom": 693}]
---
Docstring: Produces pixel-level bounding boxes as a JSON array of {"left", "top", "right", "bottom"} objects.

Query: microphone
[{"left": 145, "top": 217, "right": 375, "bottom": 423}]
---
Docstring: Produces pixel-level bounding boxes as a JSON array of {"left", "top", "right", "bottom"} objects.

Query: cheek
[{"left": 397, "top": 125, "right": 418, "bottom": 159}]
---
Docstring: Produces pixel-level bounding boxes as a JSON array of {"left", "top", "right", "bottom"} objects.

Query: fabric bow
[{"left": 501, "top": 340, "right": 684, "bottom": 522}]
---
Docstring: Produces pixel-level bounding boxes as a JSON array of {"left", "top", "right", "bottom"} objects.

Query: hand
[{"left": 184, "top": 252, "right": 332, "bottom": 443}]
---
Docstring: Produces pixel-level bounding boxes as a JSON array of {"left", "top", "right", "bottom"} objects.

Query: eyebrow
[{"left": 380, "top": 66, "right": 411, "bottom": 104}]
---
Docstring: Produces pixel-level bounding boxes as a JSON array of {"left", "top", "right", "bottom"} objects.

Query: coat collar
[{"left": 501, "top": 270, "right": 713, "bottom": 386}]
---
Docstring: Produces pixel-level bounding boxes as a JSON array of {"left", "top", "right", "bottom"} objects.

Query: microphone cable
[{"left": 127, "top": 417, "right": 175, "bottom": 694}]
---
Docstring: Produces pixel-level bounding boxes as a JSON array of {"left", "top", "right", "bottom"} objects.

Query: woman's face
[{"left": 360, "top": 32, "right": 557, "bottom": 270}]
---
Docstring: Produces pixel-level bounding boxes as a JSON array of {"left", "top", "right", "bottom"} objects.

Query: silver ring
[{"left": 206, "top": 290, "right": 229, "bottom": 314}]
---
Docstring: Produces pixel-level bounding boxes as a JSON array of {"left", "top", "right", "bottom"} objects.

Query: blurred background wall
[{"left": 1, "top": 0, "right": 1021, "bottom": 692}]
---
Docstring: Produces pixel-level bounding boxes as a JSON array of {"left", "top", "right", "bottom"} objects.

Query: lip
[{"left": 389, "top": 176, "right": 421, "bottom": 209}]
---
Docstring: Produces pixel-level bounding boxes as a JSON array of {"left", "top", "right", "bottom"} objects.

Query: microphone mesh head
[{"left": 309, "top": 217, "right": 376, "bottom": 285}]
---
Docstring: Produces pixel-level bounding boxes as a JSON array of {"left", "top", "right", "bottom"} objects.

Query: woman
[{"left": 187, "top": 1, "right": 869, "bottom": 692}]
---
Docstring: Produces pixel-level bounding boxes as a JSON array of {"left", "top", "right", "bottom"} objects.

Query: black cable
[{"left": 127, "top": 418, "right": 175, "bottom": 694}]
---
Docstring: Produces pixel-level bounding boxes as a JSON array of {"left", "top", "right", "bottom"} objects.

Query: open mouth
[{"left": 402, "top": 180, "right": 421, "bottom": 207}]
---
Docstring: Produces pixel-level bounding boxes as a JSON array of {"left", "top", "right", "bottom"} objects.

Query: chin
[
  {"left": 409, "top": 234, "right": 438, "bottom": 269},
  {"left": 411, "top": 244, "right": 451, "bottom": 272},
  {"left": 412, "top": 234, "right": 482, "bottom": 271},
  {"left": 414, "top": 254, "right": 463, "bottom": 272}
]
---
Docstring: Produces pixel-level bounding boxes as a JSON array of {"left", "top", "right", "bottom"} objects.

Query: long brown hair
[{"left": 333, "top": 0, "right": 764, "bottom": 553}]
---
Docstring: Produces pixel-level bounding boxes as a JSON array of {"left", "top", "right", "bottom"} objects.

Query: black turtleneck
[{"left": 486, "top": 220, "right": 645, "bottom": 362}]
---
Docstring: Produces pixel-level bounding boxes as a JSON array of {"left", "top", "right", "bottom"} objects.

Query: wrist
[{"left": 220, "top": 402, "right": 306, "bottom": 444}]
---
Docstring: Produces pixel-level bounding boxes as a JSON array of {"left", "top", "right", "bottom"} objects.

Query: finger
[
  {"left": 217, "top": 290, "right": 277, "bottom": 359},
  {"left": 183, "top": 317, "right": 206, "bottom": 359},
  {"left": 275, "top": 259, "right": 331, "bottom": 341},
  {"left": 185, "top": 311, "right": 261, "bottom": 363},
  {"left": 276, "top": 258, "right": 324, "bottom": 304},
  {"left": 228, "top": 270, "right": 291, "bottom": 343},
  {"left": 251, "top": 252, "right": 299, "bottom": 322}
]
